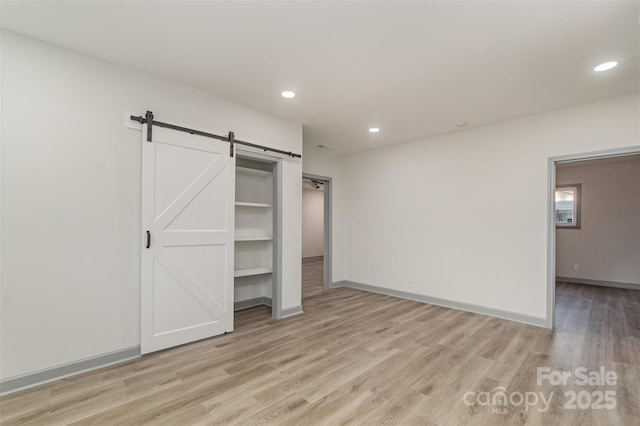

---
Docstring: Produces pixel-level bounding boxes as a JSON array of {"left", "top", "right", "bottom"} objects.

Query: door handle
[{"left": 146, "top": 230, "right": 151, "bottom": 249}]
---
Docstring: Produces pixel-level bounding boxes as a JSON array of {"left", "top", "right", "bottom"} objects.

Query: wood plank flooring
[
  {"left": 1, "top": 269, "right": 638, "bottom": 425},
  {"left": 302, "top": 257, "right": 327, "bottom": 300}
]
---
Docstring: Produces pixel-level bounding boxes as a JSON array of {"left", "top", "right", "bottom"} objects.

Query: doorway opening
[
  {"left": 547, "top": 147, "right": 640, "bottom": 329},
  {"left": 302, "top": 174, "right": 332, "bottom": 301}
]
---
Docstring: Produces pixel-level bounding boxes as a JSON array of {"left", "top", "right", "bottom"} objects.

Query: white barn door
[{"left": 141, "top": 126, "right": 235, "bottom": 354}]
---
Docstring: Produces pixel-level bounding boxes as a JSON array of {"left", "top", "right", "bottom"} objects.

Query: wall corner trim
[
  {"left": 0, "top": 346, "right": 141, "bottom": 396},
  {"left": 332, "top": 280, "right": 546, "bottom": 328},
  {"left": 281, "top": 305, "right": 304, "bottom": 318}
]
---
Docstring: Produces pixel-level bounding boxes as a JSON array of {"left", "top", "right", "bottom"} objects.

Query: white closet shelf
[
  {"left": 236, "top": 167, "right": 272, "bottom": 177},
  {"left": 235, "top": 236, "right": 273, "bottom": 242},
  {"left": 235, "top": 201, "right": 272, "bottom": 208},
  {"left": 234, "top": 267, "right": 273, "bottom": 278}
]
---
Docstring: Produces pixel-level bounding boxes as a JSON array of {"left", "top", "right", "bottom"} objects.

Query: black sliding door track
[{"left": 130, "top": 111, "right": 301, "bottom": 159}]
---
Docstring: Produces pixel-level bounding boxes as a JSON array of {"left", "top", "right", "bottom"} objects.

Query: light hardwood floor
[
  {"left": 302, "top": 257, "right": 327, "bottom": 300},
  {"left": 1, "top": 268, "right": 638, "bottom": 425}
]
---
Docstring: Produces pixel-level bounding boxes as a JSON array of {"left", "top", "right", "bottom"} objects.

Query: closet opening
[
  {"left": 302, "top": 174, "right": 332, "bottom": 301},
  {"left": 234, "top": 153, "right": 282, "bottom": 319}
]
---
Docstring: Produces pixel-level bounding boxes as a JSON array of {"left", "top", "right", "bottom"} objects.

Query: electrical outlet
[
  {"left": 409, "top": 275, "right": 415, "bottom": 284},
  {"left": 574, "top": 264, "right": 580, "bottom": 271}
]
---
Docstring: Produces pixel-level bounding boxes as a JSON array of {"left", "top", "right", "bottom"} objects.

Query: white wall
[
  {"left": 344, "top": 94, "right": 639, "bottom": 321},
  {"left": 280, "top": 161, "right": 303, "bottom": 310},
  {"left": 556, "top": 155, "right": 640, "bottom": 286},
  {"left": 302, "top": 188, "right": 324, "bottom": 258},
  {"left": 302, "top": 144, "right": 347, "bottom": 282},
  {"left": 0, "top": 31, "right": 302, "bottom": 380}
]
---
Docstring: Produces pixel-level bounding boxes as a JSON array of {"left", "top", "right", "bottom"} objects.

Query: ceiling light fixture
[
  {"left": 369, "top": 127, "right": 380, "bottom": 133},
  {"left": 594, "top": 61, "right": 618, "bottom": 72},
  {"left": 303, "top": 178, "right": 324, "bottom": 189},
  {"left": 281, "top": 90, "right": 296, "bottom": 98},
  {"left": 456, "top": 120, "right": 468, "bottom": 128}
]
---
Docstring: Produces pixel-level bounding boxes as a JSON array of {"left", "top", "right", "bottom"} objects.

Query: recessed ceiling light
[
  {"left": 594, "top": 61, "right": 618, "bottom": 72},
  {"left": 369, "top": 127, "right": 380, "bottom": 133},
  {"left": 456, "top": 120, "right": 468, "bottom": 128},
  {"left": 281, "top": 90, "right": 296, "bottom": 98}
]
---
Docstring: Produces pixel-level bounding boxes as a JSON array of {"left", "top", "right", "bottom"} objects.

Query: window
[{"left": 555, "top": 184, "right": 581, "bottom": 229}]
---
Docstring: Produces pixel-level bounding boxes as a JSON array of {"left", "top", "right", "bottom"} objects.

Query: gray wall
[{"left": 556, "top": 154, "right": 640, "bottom": 286}]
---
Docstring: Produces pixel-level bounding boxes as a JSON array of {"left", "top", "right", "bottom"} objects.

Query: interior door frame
[
  {"left": 236, "top": 147, "right": 284, "bottom": 319},
  {"left": 546, "top": 145, "right": 640, "bottom": 328},
  {"left": 302, "top": 173, "right": 333, "bottom": 289}
]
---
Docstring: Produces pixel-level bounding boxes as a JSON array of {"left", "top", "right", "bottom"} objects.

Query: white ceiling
[{"left": 2, "top": 1, "right": 638, "bottom": 154}]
